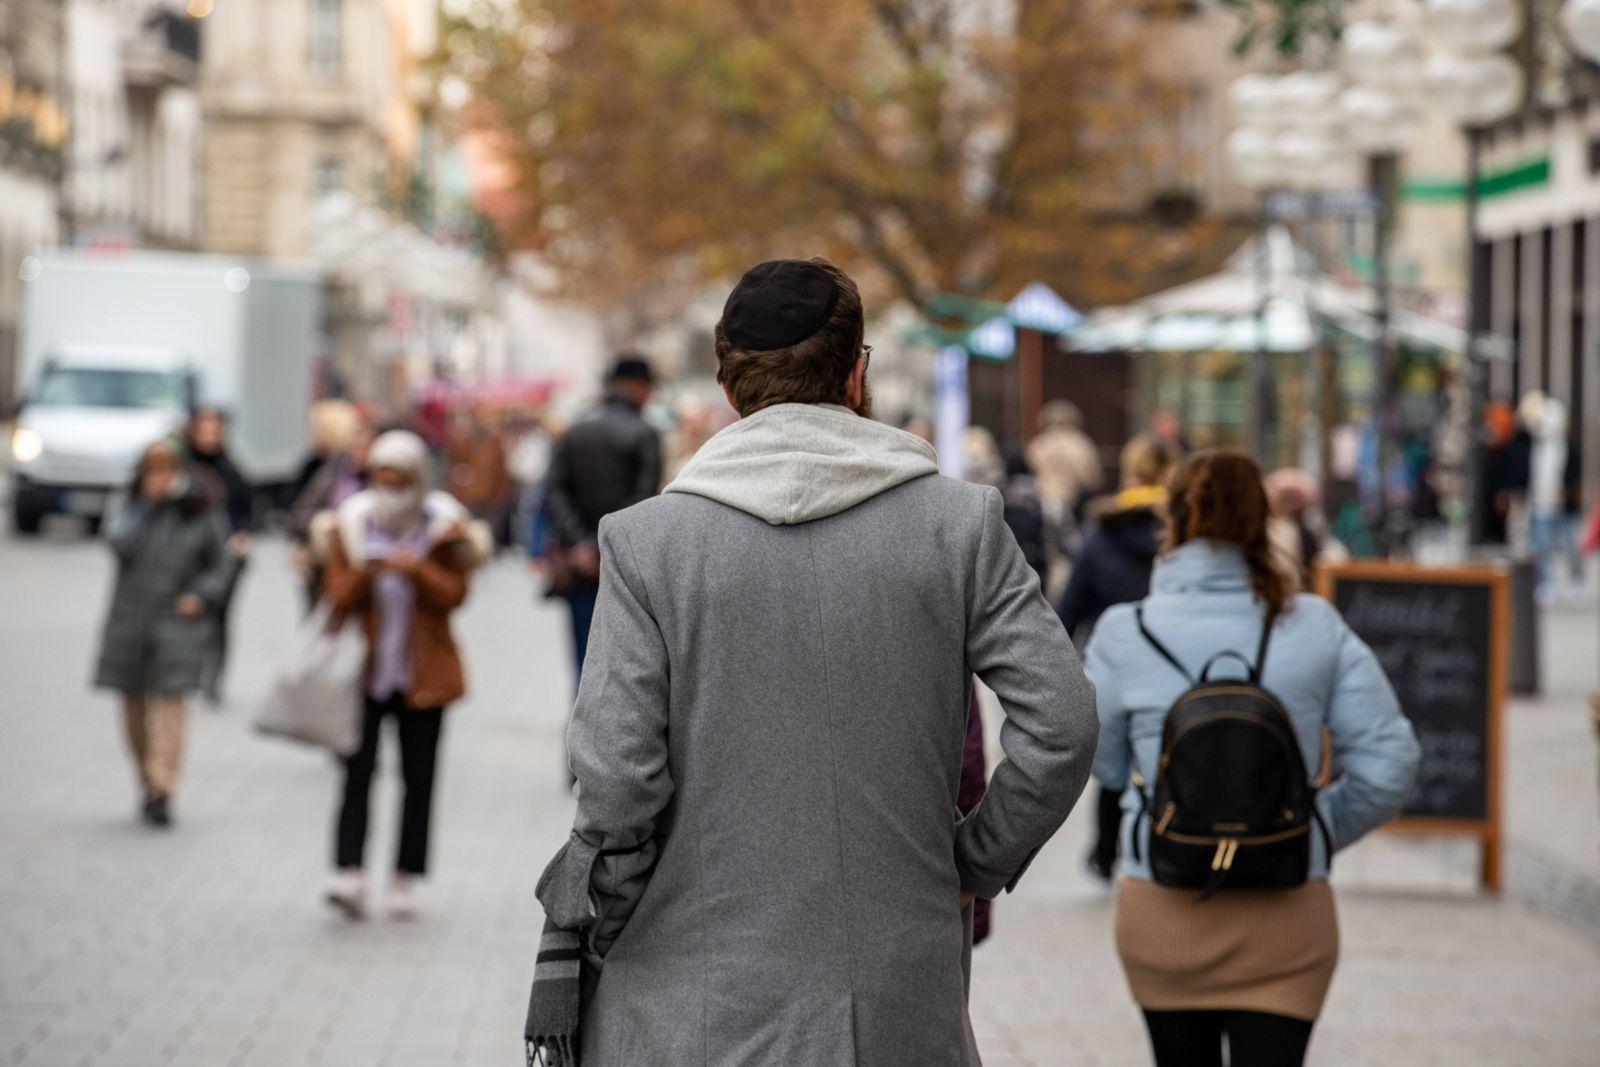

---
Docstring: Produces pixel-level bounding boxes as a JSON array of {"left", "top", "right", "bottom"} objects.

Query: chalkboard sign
[{"left": 1316, "top": 563, "right": 1508, "bottom": 891}]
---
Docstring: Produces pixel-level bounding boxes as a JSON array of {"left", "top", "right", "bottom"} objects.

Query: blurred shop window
[
  {"left": 309, "top": 0, "right": 343, "bottom": 79},
  {"left": 315, "top": 156, "right": 345, "bottom": 197}
]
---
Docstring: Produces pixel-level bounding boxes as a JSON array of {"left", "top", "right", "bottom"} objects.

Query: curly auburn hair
[{"left": 1163, "top": 448, "right": 1293, "bottom": 615}]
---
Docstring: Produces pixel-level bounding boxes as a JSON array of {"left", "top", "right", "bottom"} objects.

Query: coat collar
[{"left": 1150, "top": 539, "right": 1252, "bottom": 594}]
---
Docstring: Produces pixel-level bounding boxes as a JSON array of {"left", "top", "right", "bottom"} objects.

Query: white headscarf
[{"left": 366, "top": 430, "right": 432, "bottom": 531}]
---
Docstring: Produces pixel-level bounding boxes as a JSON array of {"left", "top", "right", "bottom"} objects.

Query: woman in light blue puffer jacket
[{"left": 1084, "top": 449, "right": 1421, "bottom": 1067}]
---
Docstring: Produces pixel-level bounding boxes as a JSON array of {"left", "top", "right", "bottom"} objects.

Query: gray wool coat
[
  {"left": 94, "top": 489, "right": 234, "bottom": 696},
  {"left": 536, "top": 404, "right": 1099, "bottom": 1066}
]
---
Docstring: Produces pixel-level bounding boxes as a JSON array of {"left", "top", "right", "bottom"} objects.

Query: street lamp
[
  {"left": 1414, "top": 0, "right": 1525, "bottom": 545},
  {"left": 1338, "top": 15, "right": 1429, "bottom": 551},
  {"left": 1225, "top": 69, "right": 1355, "bottom": 464}
]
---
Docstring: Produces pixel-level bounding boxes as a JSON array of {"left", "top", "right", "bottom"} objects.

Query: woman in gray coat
[{"left": 95, "top": 438, "right": 234, "bottom": 827}]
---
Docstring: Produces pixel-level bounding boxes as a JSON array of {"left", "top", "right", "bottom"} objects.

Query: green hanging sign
[{"left": 1402, "top": 156, "right": 1551, "bottom": 202}]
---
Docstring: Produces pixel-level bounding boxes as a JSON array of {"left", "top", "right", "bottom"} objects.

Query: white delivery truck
[{"left": 10, "top": 250, "right": 319, "bottom": 533}]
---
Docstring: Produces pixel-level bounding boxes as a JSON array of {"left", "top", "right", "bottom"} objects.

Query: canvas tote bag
[{"left": 255, "top": 603, "right": 366, "bottom": 756}]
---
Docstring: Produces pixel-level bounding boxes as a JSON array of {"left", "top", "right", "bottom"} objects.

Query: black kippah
[{"left": 720, "top": 259, "right": 841, "bottom": 351}]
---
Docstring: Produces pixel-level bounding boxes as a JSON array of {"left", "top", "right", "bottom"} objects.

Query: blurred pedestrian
[
  {"left": 899, "top": 413, "right": 935, "bottom": 445},
  {"left": 290, "top": 399, "right": 363, "bottom": 514},
  {"left": 1084, "top": 449, "right": 1420, "bottom": 1067},
  {"left": 446, "top": 409, "right": 516, "bottom": 547},
  {"left": 961, "top": 425, "right": 1005, "bottom": 488},
  {"left": 540, "top": 356, "right": 661, "bottom": 689},
  {"left": 1027, "top": 400, "right": 1103, "bottom": 521},
  {"left": 663, "top": 397, "right": 719, "bottom": 483},
  {"left": 526, "top": 258, "right": 1096, "bottom": 1064},
  {"left": 1265, "top": 468, "right": 1324, "bottom": 591},
  {"left": 316, "top": 430, "right": 490, "bottom": 920},
  {"left": 184, "top": 408, "right": 254, "bottom": 705},
  {"left": 1502, "top": 391, "right": 1540, "bottom": 542},
  {"left": 1149, "top": 409, "right": 1191, "bottom": 459},
  {"left": 1529, "top": 396, "right": 1582, "bottom": 603},
  {"left": 1000, "top": 452, "right": 1049, "bottom": 587},
  {"left": 1057, "top": 433, "right": 1174, "bottom": 884},
  {"left": 506, "top": 411, "right": 553, "bottom": 553},
  {"left": 1478, "top": 402, "right": 1518, "bottom": 545},
  {"left": 290, "top": 408, "right": 372, "bottom": 607},
  {"left": 94, "top": 439, "right": 236, "bottom": 827}
]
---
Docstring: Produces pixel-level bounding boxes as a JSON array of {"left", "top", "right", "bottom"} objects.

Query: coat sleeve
[
  {"left": 185, "top": 509, "right": 239, "bottom": 609},
  {"left": 411, "top": 554, "right": 469, "bottom": 611},
  {"left": 541, "top": 433, "right": 591, "bottom": 546},
  {"left": 956, "top": 487, "right": 1099, "bottom": 899},
  {"left": 1315, "top": 615, "right": 1422, "bottom": 851},
  {"left": 104, "top": 494, "right": 152, "bottom": 561},
  {"left": 1083, "top": 611, "right": 1132, "bottom": 791},
  {"left": 321, "top": 537, "right": 372, "bottom": 614},
  {"left": 626, "top": 426, "right": 663, "bottom": 509},
  {"left": 1055, "top": 536, "right": 1101, "bottom": 639},
  {"left": 537, "top": 516, "right": 671, "bottom": 959}
]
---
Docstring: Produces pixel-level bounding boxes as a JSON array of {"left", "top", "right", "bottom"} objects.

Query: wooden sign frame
[{"left": 1315, "top": 562, "right": 1509, "bottom": 892}]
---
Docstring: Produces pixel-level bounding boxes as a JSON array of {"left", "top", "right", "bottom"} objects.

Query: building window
[
  {"left": 315, "top": 155, "right": 344, "bottom": 196},
  {"left": 309, "top": 0, "right": 343, "bottom": 78}
]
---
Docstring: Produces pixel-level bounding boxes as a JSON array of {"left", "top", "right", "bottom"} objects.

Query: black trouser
[
  {"left": 1142, "top": 1010, "right": 1314, "bottom": 1067},
  {"left": 1089, "top": 783, "right": 1124, "bottom": 874},
  {"left": 335, "top": 695, "right": 446, "bottom": 875}
]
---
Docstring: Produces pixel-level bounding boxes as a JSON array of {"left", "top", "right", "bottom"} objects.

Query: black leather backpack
[{"left": 1129, "top": 604, "right": 1327, "bottom": 898}]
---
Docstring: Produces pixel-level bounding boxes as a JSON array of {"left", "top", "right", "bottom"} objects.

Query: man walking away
[
  {"left": 541, "top": 357, "right": 661, "bottom": 685},
  {"left": 184, "top": 408, "right": 253, "bottom": 706},
  {"left": 527, "top": 258, "right": 1098, "bottom": 1065}
]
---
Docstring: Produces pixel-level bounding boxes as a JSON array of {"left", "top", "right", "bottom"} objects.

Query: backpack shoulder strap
[
  {"left": 1134, "top": 603, "right": 1195, "bottom": 684},
  {"left": 1253, "top": 606, "right": 1279, "bottom": 683}
]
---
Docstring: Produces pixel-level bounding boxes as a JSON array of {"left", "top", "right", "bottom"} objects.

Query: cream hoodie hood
[{"left": 664, "top": 403, "right": 939, "bottom": 525}]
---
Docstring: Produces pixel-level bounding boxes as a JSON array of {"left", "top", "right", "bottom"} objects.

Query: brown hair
[
  {"left": 1120, "top": 433, "right": 1175, "bottom": 488},
  {"left": 714, "top": 257, "right": 864, "bottom": 416},
  {"left": 130, "top": 437, "right": 213, "bottom": 516},
  {"left": 1163, "top": 448, "right": 1292, "bottom": 615}
]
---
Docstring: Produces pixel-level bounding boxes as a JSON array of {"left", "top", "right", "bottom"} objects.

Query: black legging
[
  {"left": 335, "top": 695, "right": 446, "bottom": 875},
  {"left": 1142, "top": 1010, "right": 1314, "bottom": 1067}
]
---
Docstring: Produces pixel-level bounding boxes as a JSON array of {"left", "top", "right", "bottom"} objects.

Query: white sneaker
[
  {"left": 387, "top": 875, "right": 419, "bottom": 920},
  {"left": 325, "top": 870, "right": 366, "bottom": 920}
]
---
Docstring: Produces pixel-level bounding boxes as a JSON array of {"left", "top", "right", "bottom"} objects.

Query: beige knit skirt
[{"left": 1114, "top": 877, "right": 1339, "bottom": 1022}]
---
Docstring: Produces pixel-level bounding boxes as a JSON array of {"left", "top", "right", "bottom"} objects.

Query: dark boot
[{"left": 142, "top": 794, "right": 172, "bottom": 828}]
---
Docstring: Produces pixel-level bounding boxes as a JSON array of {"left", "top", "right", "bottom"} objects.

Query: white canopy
[{"left": 1068, "top": 226, "right": 1482, "bottom": 357}]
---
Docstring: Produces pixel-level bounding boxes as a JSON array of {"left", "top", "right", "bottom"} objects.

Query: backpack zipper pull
[
  {"left": 1210, "top": 838, "right": 1239, "bottom": 872},
  {"left": 1155, "top": 802, "right": 1176, "bottom": 835}
]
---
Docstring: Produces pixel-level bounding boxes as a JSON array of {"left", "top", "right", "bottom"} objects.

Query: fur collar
[{"left": 311, "top": 490, "right": 492, "bottom": 567}]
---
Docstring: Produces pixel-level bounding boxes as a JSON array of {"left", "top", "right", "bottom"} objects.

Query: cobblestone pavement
[{"left": 2, "top": 530, "right": 1597, "bottom": 1066}]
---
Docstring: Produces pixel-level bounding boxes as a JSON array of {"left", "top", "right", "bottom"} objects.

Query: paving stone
[{"left": 3, "top": 536, "right": 1598, "bottom": 1065}]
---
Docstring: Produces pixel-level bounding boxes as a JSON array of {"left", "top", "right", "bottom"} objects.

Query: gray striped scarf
[{"left": 524, "top": 919, "right": 583, "bottom": 1066}]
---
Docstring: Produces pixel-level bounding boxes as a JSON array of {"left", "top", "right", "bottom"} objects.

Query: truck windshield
[{"left": 31, "top": 367, "right": 188, "bottom": 410}]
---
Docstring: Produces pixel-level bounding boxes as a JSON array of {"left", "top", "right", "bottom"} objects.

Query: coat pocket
[{"left": 536, "top": 831, "right": 601, "bottom": 929}]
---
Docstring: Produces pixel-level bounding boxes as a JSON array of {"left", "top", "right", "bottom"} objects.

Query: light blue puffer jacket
[{"left": 1084, "top": 540, "right": 1422, "bottom": 881}]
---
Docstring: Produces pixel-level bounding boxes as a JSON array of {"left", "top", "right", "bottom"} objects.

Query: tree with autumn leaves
[{"left": 441, "top": 0, "right": 1231, "bottom": 312}]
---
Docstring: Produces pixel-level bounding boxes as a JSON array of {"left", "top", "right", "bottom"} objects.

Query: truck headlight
[{"left": 11, "top": 428, "right": 43, "bottom": 464}]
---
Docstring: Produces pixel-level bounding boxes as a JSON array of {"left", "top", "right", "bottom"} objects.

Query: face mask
[{"left": 371, "top": 485, "right": 424, "bottom": 530}]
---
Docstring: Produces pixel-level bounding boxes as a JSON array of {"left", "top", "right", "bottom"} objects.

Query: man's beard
[{"left": 851, "top": 374, "right": 874, "bottom": 420}]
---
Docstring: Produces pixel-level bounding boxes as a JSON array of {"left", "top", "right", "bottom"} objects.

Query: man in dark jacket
[
  {"left": 542, "top": 357, "right": 662, "bottom": 683},
  {"left": 1057, "top": 434, "right": 1173, "bottom": 882},
  {"left": 185, "top": 408, "right": 253, "bottom": 706}
]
